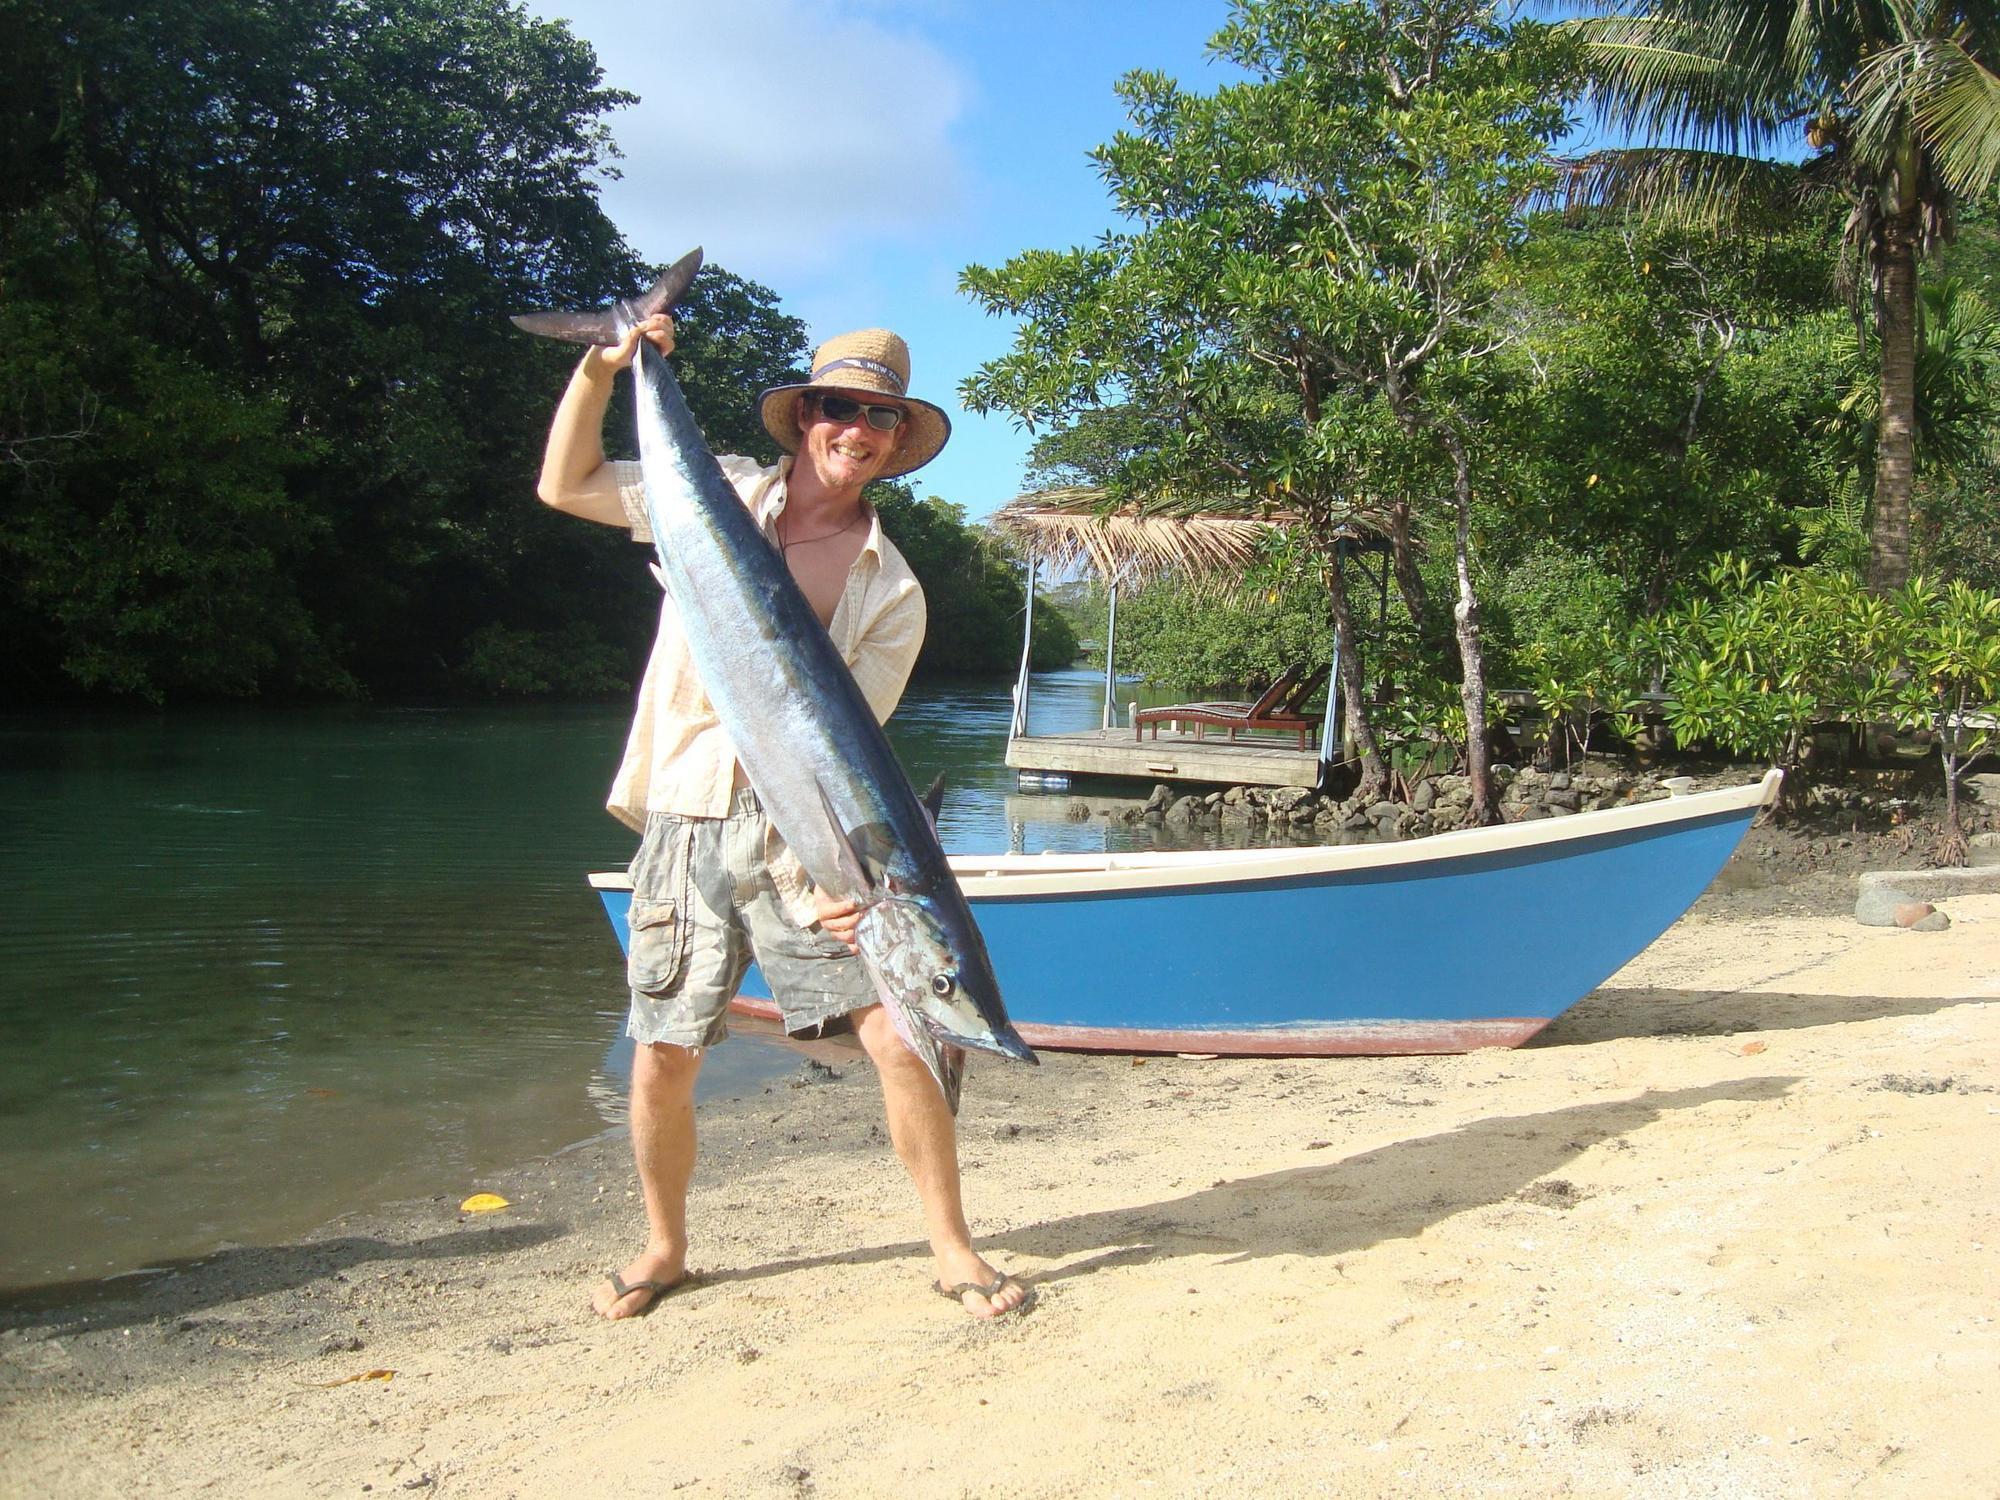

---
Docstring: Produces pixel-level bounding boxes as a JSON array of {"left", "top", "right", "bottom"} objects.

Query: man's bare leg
[
  {"left": 594, "top": 1040, "right": 702, "bottom": 1319},
  {"left": 852, "top": 1004, "right": 1028, "bottom": 1318}
]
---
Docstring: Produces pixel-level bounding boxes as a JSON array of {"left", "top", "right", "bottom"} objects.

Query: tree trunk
[
  {"left": 1386, "top": 497, "right": 1430, "bottom": 629},
  {"left": 1868, "top": 190, "right": 1921, "bottom": 594},
  {"left": 1325, "top": 551, "right": 1389, "bottom": 798},
  {"left": 1440, "top": 427, "right": 1498, "bottom": 825}
]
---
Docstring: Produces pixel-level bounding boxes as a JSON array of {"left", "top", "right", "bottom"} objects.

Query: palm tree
[{"left": 1561, "top": 1, "right": 2000, "bottom": 592}]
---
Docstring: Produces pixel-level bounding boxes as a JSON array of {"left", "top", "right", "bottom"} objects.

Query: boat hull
[{"left": 590, "top": 772, "right": 1778, "bottom": 1056}]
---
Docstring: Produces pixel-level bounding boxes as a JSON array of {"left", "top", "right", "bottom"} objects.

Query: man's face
[{"left": 796, "top": 389, "right": 906, "bottom": 493}]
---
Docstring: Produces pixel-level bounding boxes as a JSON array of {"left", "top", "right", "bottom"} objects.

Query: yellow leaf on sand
[
  {"left": 308, "top": 1369, "right": 396, "bottom": 1388},
  {"left": 460, "top": 1192, "right": 510, "bottom": 1214}
]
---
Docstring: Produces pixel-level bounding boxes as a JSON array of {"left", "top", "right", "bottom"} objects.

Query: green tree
[
  {"left": 964, "top": 0, "right": 1575, "bottom": 818},
  {"left": 1895, "top": 577, "right": 2000, "bottom": 862},
  {"left": 0, "top": 0, "right": 815, "bottom": 703},
  {"left": 1563, "top": 0, "right": 2000, "bottom": 593},
  {"left": 1494, "top": 218, "right": 1844, "bottom": 611}
]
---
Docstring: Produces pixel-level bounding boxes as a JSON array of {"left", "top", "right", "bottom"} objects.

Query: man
[{"left": 535, "top": 313, "right": 1030, "bottom": 1321}]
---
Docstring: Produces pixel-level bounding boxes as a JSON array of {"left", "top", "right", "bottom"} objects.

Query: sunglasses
[{"left": 808, "top": 392, "right": 906, "bottom": 432}]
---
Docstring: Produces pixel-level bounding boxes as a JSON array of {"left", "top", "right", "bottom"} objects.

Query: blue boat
[{"left": 590, "top": 770, "right": 1779, "bottom": 1056}]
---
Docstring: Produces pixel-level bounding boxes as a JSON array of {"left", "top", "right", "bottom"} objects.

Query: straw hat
[{"left": 757, "top": 329, "right": 951, "bottom": 479}]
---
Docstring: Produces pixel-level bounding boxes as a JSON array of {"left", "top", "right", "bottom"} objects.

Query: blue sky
[{"left": 525, "top": 0, "right": 1237, "bottom": 519}]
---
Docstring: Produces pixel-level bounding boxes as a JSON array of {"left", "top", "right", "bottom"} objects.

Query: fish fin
[
  {"left": 510, "top": 248, "right": 703, "bottom": 345},
  {"left": 847, "top": 822, "right": 900, "bottom": 882},
  {"left": 921, "top": 775, "right": 946, "bottom": 827},
  {"left": 813, "top": 782, "right": 879, "bottom": 895},
  {"left": 509, "top": 310, "right": 620, "bottom": 346},
  {"left": 628, "top": 248, "right": 704, "bottom": 319}
]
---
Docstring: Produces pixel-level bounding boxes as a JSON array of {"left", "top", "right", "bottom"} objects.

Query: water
[{"left": 0, "top": 672, "right": 1144, "bottom": 1288}]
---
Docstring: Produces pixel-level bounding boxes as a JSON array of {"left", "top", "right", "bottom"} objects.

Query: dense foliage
[
  {"left": 0, "top": 0, "right": 1046, "bottom": 705},
  {"left": 1562, "top": 0, "right": 2000, "bottom": 594},
  {"left": 964, "top": 0, "right": 2000, "bottom": 856},
  {"left": 965, "top": 0, "right": 1585, "bottom": 818}
]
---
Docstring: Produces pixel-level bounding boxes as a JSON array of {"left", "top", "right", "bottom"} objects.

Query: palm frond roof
[{"left": 991, "top": 486, "right": 1382, "bottom": 587}]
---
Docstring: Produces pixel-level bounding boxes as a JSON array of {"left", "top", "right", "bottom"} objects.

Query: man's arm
[{"left": 534, "top": 316, "right": 674, "bottom": 528}]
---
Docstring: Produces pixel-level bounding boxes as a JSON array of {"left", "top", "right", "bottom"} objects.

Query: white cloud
[{"left": 529, "top": 0, "right": 969, "bottom": 279}]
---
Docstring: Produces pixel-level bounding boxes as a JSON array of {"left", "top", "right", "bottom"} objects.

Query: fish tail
[{"left": 510, "top": 248, "right": 706, "bottom": 345}]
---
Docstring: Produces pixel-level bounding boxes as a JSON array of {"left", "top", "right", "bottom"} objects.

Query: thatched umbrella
[
  {"left": 988, "top": 485, "right": 1285, "bottom": 588},
  {"left": 989, "top": 487, "right": 1384, "bottom": 752}
]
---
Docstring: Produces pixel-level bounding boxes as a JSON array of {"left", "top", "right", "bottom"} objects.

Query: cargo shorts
[{"left": 625, "top": 786, "right": 874, "bottom": 1049}]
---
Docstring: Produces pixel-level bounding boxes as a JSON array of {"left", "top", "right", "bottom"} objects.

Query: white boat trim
[{"left": 591, "top": 769, "right": 1781, "bottom": 901}]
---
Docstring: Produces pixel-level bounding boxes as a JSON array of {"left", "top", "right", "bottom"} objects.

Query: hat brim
[{"left": 756, "top": 383, "right": 952, "bottom": 480}]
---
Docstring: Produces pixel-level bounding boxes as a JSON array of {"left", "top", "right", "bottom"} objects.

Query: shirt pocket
[{"left": 627, "top": 896, "right": 689, "bottom": 995}]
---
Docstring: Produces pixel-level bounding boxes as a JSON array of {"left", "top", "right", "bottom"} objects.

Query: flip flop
[
  {"left": 934, "top": 1272, "right": 1035, "bottom": 1317},
  {"left": 600, "top": 1269, "right": 691, "bottom": 1318}
]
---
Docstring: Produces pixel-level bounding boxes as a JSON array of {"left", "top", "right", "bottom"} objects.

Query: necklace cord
[{"left": 777, "top": 509, "right": 866, "bottom": 554}]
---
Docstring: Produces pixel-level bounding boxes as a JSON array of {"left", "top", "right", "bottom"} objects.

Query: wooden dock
[{"left": 1005, "top": 728, "right": 1323, "bottom": 789}]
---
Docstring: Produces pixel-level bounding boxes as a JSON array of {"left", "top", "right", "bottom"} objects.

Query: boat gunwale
[{"left": 589, "top": 769, "right": 1780, "bottom": 900}]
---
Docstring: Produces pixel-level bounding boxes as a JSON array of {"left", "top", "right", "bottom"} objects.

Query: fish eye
[{"left": 930, "top": 973, "right": 955, "bottom": 998}]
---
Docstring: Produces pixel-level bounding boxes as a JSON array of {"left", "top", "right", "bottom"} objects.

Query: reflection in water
[{"left": 1, "top": 672, "right": 1247, "bottom": 1287}]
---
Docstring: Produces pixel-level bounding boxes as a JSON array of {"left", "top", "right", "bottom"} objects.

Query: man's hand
[
  {"left": 812, "top": 888, "right": 864, "bottom": 954},
  {"left": 588, "top": 313, "right": 675, "bottom": 375}
]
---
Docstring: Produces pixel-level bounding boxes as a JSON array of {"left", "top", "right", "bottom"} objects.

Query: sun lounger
[{"left": 1133, "top": 663, "right": 1326, "bottom": 750}]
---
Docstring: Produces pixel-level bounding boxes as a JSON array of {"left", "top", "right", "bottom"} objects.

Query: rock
[
  {"left": 1268, "top": 786, "right": 1312, "bottom": 813},
  {"left": 1366, "top": 800, "right": 1400, "bottom": 822},
  {"left": 1066, "top": 800, "right": 1092, "bottom": 822},
  {"left": 1912, "top": 910, "right": 1953, "bottom": 932},
  {"left": 1545, "top": 789, "right": 1580, "bottom": 812},
  {"left": 1856, "top": 866, "right": 2000, "bottom": 925},
  {"left": 1965, "top": 772, "right": 2000, "bottom": 804},
  {"left": 1167, "top": 795, "right": 1202, "bottom": 824},
  {"left": 1145, "top": 783, "right": 1174, "bottom": 812},
  {"left": 1411, "top": 780, "right": 1436, "bottom": 812},
  {"left": 1548, "top": 771, "right": 1572, "bottom": 791}
]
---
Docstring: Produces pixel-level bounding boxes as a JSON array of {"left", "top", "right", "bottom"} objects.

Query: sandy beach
[{"left": 5, "top": 841, "right": 1998, "bottom": 1498}]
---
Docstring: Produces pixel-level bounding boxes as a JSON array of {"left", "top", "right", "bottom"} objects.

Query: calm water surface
[{"left": 0, "top": 671, "right": 1174, "bottom": 1287}]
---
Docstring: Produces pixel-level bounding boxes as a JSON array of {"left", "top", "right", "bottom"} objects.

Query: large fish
[{"left": 514, "top": 250, "right": 1035, "bottom": 1110}]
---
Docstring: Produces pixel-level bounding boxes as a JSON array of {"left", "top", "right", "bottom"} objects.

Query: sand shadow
[
  {"left": 705, "top": 1075, "right": 1797, "bottom": 1293},
  {"left": 0, "top": 1222, "right": 566, "bottom": 1331},
  {"left": 1534, "top": 987, "right": 1989, "bottom": 1046}
]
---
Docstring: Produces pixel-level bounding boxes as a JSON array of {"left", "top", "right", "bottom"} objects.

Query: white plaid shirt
[{"left": 606, "top": 454, "right": 926, "bottom": 923}]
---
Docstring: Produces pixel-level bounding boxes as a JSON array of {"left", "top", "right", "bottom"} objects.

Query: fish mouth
[
  {"left": 990, "top": 1028, "right": 1039, "bottom": 1065},
  {"left": 948, "top": 1015, "right": 1037, "bottom": 1065}
]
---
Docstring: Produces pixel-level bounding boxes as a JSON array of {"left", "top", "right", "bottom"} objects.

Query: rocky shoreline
[{"left": 1116, "top": 763, "right": 1995, "bottom": 841}]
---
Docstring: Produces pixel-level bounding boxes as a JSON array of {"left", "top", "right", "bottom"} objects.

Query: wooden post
[
  {"left": 1101, "top": 580, "right": 1121, "bottom": 731},
  {"left": 1011, "top": 546, "right": 1038, "bottom": 739},
  {"left": 1319, "top": 621, "right": 1343, "bottom": 769}
]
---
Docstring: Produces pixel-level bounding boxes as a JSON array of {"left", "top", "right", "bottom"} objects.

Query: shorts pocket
[{"left": 627, "top": 896, "right": 689, "bottom": 995}]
